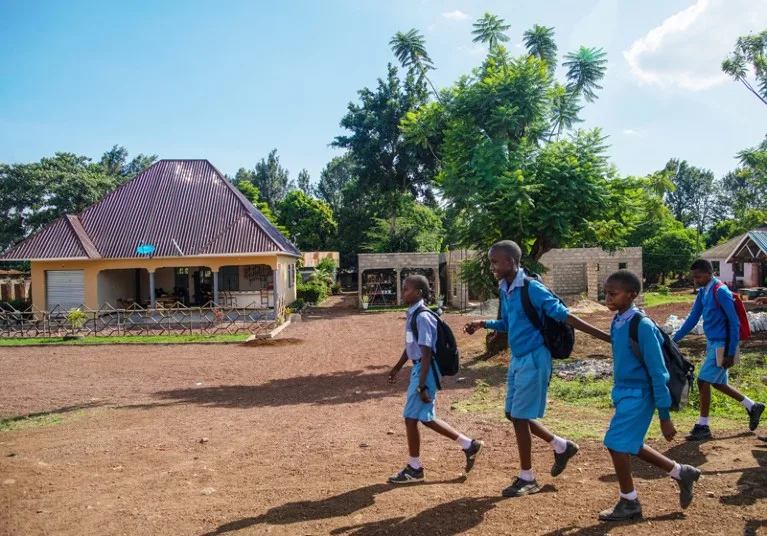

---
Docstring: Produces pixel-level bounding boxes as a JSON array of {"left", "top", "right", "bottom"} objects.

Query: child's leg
[
  {"left": 638, "top": 444, "right": 701, "bottom": 509},
  {"left": 405, "top": 418, "right": 420, "bottom": 459},
  {"left": 636, "top": 444, "right": 674, "bottom": 472},
  {"left": 698, "top": 378, "right": 711, "bottom": 418},
  {"left": 512, "top": 418, "right": 534, "bottom": 472},
  {"left": 423, "top": 418, "right": 482, "bottom": 469},
  {"left": 422, "top": 418, "right": 459, "bottom": 440},
  {"left": 712, "top": 382, "right": 745, "bottom": 402},
  {"left": 608, "top": 449, "right": 636, "bottom": 495},
  {"left": 528, "top": 419, "right": 554, "bottom": 442}
]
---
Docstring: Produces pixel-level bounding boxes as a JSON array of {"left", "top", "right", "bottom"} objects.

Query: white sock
[
  {"left": 619, "top": 490, "right": 638, "bottom": 501},
  {"left": 550, "top": 436, "right": 568, "bottom": 455},
  {"left": 456, "top": 434, "right": 473, "bottom": 450},
  {"left": 668, "top": 463, "right": 682, "bottom": 480},
  {"left": 698, "top": 416, "right": 710, "bottom": 426},
  {"left": 408, "top": 456, "right": 422, "bottom": 470},
  {"left": 742, "top": 397, "right": 755, "bottom": 411},
  {"left": 519, "top": 469, "right": 535, "bottom": 481}
]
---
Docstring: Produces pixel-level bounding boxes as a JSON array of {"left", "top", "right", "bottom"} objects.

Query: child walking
[
  {"left": 464, "top": 240, "right": 611, "bottom": 497},
  {"left": 673, "top": 260, "right": 764, "bottom": 440},
  {"left": 599, "top": 270, "right": 701, "bottom": 521},
  {"left": 387, "top": 275, "right": 483, "bottom": 484}
]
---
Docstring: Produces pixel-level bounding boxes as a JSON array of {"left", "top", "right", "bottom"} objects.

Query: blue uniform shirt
[
  {"left": 405, "top": 300, "right": 438, "bottom": 361},
  {"left": 672, "top": 277, "right": 740, "bottom": 356},
  {"left": 611, "top": 306, "right": 672, "bottom": 420},
  {"left": 485, "top": 269, "right": 570, "bottom": 357}
]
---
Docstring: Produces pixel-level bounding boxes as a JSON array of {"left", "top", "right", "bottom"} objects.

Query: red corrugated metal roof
[{"left": 1, "top": 159, "right": 300, "bottom": 261}]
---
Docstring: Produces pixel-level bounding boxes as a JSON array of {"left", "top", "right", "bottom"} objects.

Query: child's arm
[
  {"left": 529, "top": 281, "right": 610, "bottom": 342},
  {"left": 638, "top": 319, "right": 672, "bottom": 421},
  {"left": 416, "top": 313, "right": 438, "bottom": 401},
  {"left": 717, "top": 286, "right": 741, "bottom": 359},
  {"left": 672, "top": 293, "right": 703, "bottom": 343},
  {"left": 388, "top": 350, "right": 409, "bottom": 384}
]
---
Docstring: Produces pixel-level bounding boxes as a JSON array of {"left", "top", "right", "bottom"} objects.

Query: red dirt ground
[{"left": 0, "top": 300, "right": 765, "bottom": 535}]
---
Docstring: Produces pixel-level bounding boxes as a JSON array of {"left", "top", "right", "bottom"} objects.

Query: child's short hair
[
  {"left": 489, "top": 240, "right": 522, "bottom": 264},
  {"left": 605, "top": 270, "right": 642, "bottom": 295},
  {"left": 691, "top": 259, "right": 713, "bottom": 273},
  {"left": 407, "top": 274, "right": 431, "bottom": 300}
]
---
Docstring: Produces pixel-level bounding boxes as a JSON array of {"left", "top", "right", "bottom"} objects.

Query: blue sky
[{"left": 1, "top": 0, "right": 765, "bottom": 185}]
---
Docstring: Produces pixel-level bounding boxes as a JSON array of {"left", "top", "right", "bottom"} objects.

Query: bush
[
  {"left": 657, "top": 285, "right": 670, "bottom": 296},
  {"left": 331, "top": 282, "right": 341, "bottom": 295},
  {"left": 289, "top": 299, "right": 305, "bottom": 311},
  {"left": 316, "top": 258, "right": 338, "bottom": 274},
  {"left": 297, "top": 283, "right": 328, "bottom": 305}
]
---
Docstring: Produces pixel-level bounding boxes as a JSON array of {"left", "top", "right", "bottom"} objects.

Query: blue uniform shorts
[
  {"left": 603, "top": 386, "right": 655, "bottom": 455},
  {"left": 505, "top": 345, "right": 552, "bottom": 419},
  {"left": 698, "top": 340, "right": 729, "bottom": 385},
  {"left": 403, "top": 361, "right": 440, "bottom": 422}
]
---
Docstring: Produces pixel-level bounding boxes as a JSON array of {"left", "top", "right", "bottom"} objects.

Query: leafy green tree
[
  {"left": 472, "top": 12, "right": 511, "bottom": 50},
  {"left": 0, "top": 162, "right": 46, "bottom": 253},
  {"left": 722, "top": 29, "right": 767, "bottom": 107},
  {"left": 235, "top": 181, "right": 287, "bottom": 235},
  {"left": 523, "top": 24, "right": 558, "bottom": 71},
  {"left": 662, "top": 159, "right": 715, "bottom": 251},
  {"left": 643, "top": 226, "right": 698, "bottom": 284},
  {"left": 364, "top": 200, "right": 443, "bottom": 254},
  {"left": 297, "top": 169, "right": 312, "bottom": 196},
  {"left": 317, "top": 153, "right": 356, "bottom": 214},
  {"left": 389, "top": 29, "right": 440, "bottom": 100},
  {"left": 563, "top": 46, "right": 608, "bottom": 103},
  {"left": 251, "top": 149, "right": 294, "bottom": 209},
  {"left": 706, "top": 209, "right": 767, "bottom": 247},
  {"left": 100, "top": 145, "right": 157, "bottom": 184},
  {"left": 277, "top": 190, "right": 337, "bottom": 251}
]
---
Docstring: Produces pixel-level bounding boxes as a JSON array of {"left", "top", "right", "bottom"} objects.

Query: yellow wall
[{"left": 30, "top": 254, "right": 297, "bottom": 309}]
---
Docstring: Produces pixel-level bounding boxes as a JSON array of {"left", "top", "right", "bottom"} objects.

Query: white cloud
[
  {"left": 514, "top": 43, "right": 524, "bottom": 50},
  {"left": 458, "top": 44, "right": 485, "bottom": 56},
  {"left": 442, "top": 10, "right": 470, "bottom": 21},
  {"left": 623, "top": 128, "right": 643, "bottom": 137},
  {"left": 623, "top": 0, "right": 767, "bottom": 92}
]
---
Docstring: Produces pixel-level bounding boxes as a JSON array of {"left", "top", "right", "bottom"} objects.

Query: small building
[
  {"left": 0, "top": 160, "right": 300, "bottom": 311},
  {"left": 300, "top": 251, "right": 340, "bottom": 283},
  {"left": 701, "top": 225, "right": 767, "bottom": 288},
  {"left": 0, "top": 270, "right": 30, "bottom": 303},
  {"left": 358, "top": 253, "right": 441, "bottom": 307}
]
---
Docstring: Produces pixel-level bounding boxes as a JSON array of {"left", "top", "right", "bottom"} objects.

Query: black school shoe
[
  {"left": 686, "top": 424, "right": 713, "bottom": 441},
  {"left": 675, "top": 464, "right": 702, "bottom": 509},
  {"left": 502, "top": 477, "right": 541, "bottom": 497},
  {"left": 748, "top": 402, "right": 765, "bottom": 432},
  {"left": 463, "top": 440, "right": 484, "bottom": 474},
  {"left": 388, "top": 465, "right": 424, "bottom": 484},
  {"left": 599, "top": 498, "right": 643, "bottom": 522},
  {"left": 551, "top": 440, "right": 580, "bottom": 477}
]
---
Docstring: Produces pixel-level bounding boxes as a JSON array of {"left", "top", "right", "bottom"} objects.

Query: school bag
[
  {"left": 520, "top": 275, "right": 575, "bottom": 359},
  {"left": 411, "top": 306, "right": 460, "bottom": 390},
  {"left": 712, "top": 282, "right": 751, "bottom": 341},
  {"left": 628, "top": 312, "right": 695, "bottom": 411}
]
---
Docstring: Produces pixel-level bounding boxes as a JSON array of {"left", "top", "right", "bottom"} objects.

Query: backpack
[
  {"left": 520, "top": 275, "right": 575, "bottom": 359},
  {"left": 410, "top": 306, "right": 460, "bottom": 390},
  {"left": 628, "top": 312, "right": 695, "bottom": 411},
  {"left": 712, "top": 282, "right": 751, "bottom": 341}
]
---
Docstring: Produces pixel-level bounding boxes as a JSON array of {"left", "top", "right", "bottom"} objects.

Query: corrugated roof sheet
[
  {"left": 1, "top": 159, "right": 300, "bottom": 260},
  {"left": 701, "top": 233, "right": 747, "bottom": 259},
  {"left": 747, "top": 229, "right": 767, "bottom": 256}
]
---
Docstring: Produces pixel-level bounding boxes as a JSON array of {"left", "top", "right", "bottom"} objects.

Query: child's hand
[
  {"left": 388, "top": 367, "right": 400, "bottom": 384},
  {"left": 419, "top": 388, "right": 432, "bottom": 403},
  {"left": 464, "top": 321, "right": 485, "bottom": 335},
  {"left": 722, "top": 355, "right": 735, "bottom": 369},
  {"left": 660, "top": 419, "right": 677, "bottom": 441}
]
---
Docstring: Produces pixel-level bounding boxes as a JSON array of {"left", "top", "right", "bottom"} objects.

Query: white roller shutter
[{"left": 46, "top": 270, "right": 85, "bottom": 311}]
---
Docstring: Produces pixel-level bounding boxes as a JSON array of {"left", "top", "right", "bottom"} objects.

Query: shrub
[
  {"left": 316, "top": 258, "right": 338, "bottom": 274},
  {"left": 331, "top": 282, "right": 341, "bottom": 295},
  {"left": 297, "top": 283, "right": 328, "bottom": 305},
  {"left": 657, "top": 285, "right": 670, "bottom": 296},
  {"left": 289, "top": 299, "right": 305, "bottom": 311}
]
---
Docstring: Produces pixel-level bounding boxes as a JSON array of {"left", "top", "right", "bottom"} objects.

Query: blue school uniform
[
  {"left": 672, "top": 278, "right": 740, "bottom": 385},
  {"left": 485, "top": 269, "right": 569, "bottom": 419},
  {"left": 604, "top": 306, "right": 672, "bottom": 455},
  {"left": 403, "top": 300, "right": 441, "bottom": 422}
]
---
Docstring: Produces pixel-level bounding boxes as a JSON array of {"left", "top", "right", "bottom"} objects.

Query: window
[
  {"left": 220, "top": 266, "right": 239, "bottom": 291},
  {"left": 735, "top": 262, "right": 745, "bottom": 278},
  {"left": 619, "top": 262, "right": 627, "bottom": 270},
  {"left": 288, "top": 264, "right": 295, "bottom": 288},
  {"left": 711, "top": 261, "right": 720, "bottom": 276}
]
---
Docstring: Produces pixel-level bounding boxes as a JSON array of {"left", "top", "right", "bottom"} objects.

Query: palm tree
[
  {"left": 390, "top": 29, "right": 441, "bottom": 101},
  {"left": 471, "top": 13, "right": 510, "bottom": 50},
  {"left": 523, "top": 25, "right": 558, "bottom": 71},
  {"left": 563, "top": 46, "right": 608, "bottom": 103},
  {"left": 549, "top": 84, "right": 583, "bottom": 140}
]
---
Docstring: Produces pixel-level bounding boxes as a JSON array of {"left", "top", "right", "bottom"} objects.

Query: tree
[
  {"left": 662, "top": 159, "right": 715, "bottom": 252},
  {"left": 333, "top": 65, "right": 438, "bottom": 240},
  {"left": 389, "top": 29, "right": 440, "bottom": 100},
  {"left": 234, "top": 181, "right": 286, "bottom": 235},
  {"left": 99, "top": 145, "right": 157, "bottom": 184},
  {"left": 297, "top": 169, "right": 312, "bottom": 196},
  {"left": 317, "top": 153, "right": 356, "bottom": 214},
  {"left": 364, "top": 201, "right": 443, "bottom": 254},
  {"left": 706, "top": 209, "right": 767, "bottom": 247},
  {"left": 0, "top": 162, "right": 46, "bottom": 253},
  {"left": 643, "top": 227, "right": 698, "bottom": 284},
  {"left": 548, "top": 83, "right": 583, "bottom": 140},
  {"left": 523, "top": 24, "right": 558, "bottom": 71},
  {"left": 722, "top": 29, "right": 767, "bottom": 107},
  {"left": 472, "top": 12, "right": 511, "bottom": 50},
  {"left": 563, "top": 46, "right": 608, "bottom": 103},
  {"left": 277, "top": 191, "right": 337, "bottom": 251},
  {"left": 251, "top": 149, "right": 294, "bottom": 209}
]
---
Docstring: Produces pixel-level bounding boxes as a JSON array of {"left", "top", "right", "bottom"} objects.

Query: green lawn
[
  {"left": 0, "top": 333, "right": 250, "bottom": 347},
  {"left": 643, "top": 291, "right": 697, "bottom": 308}
]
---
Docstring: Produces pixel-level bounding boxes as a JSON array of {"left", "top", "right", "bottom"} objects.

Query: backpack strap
[
  {"left": 410, "top": 305, "right": 441, "bottom": 390},
  {"left": 628, "top": 313, "right": 645, "bottom": 367},
  {"left": 520, "top": 277, "right": 543, "bottom": 333},
  {"left": 712, "top": 282, "right": 724, "bottom": 310},
  {"left": 711, "top": 282, "right": 735, "bottom": 356}
]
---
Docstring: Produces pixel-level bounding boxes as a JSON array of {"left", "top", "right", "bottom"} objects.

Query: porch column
[
  {"left": 213, "top": 270, "right": 219, "bottom": 306},
  {"left": 149, "top": 270, "right": 156, "bottom": 309},
  {"left": 395, "top": 269, "right": 401, "bottom": 305},
  {"left": 273, "top": 267, "right": 279, "bottom": 308},
  {"left": 358, "top": 271, "right": 363, "bottom": 308},
  {"left": 433, "top": 266, "right": 441, "bottom": 303}
]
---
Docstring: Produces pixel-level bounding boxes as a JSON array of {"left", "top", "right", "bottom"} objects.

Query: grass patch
[
  {"left": 0, "top": 333, "right": 250, "bottom": 346},
  {"left": 0, "top": 413, "right": 64, "bottom": 432},
  {"left": 643, "top": 291, "right": 696, "bottom": 308}
]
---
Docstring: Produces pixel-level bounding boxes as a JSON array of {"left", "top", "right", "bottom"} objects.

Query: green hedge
[{"left": 297, "top": 283, "right": 328, "bottom": 305}]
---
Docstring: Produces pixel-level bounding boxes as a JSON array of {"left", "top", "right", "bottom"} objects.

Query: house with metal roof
[
  {"left": 0, "top": 160, "right": 300, "bottom": 311},
  {"left": 700, "top": 225, "right": 767, "bottom": 288}
]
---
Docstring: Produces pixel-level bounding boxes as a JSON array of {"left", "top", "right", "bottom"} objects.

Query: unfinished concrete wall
[{"left": 539, "top": 247, "right": 643, "bottom": 298}]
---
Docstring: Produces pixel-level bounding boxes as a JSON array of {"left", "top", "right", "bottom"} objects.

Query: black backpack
[
  {"left": 628, "top": 312, "right": 695, "bottom": 411},
  {"left": 410, "top": 306, "right": 460, "bottom": 390},
  {"left": 520, "top": 275, "right": 575, "bottom": 359}
]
